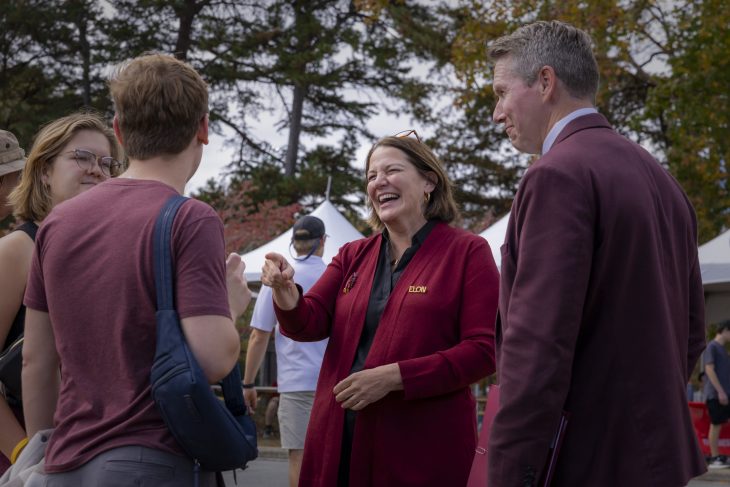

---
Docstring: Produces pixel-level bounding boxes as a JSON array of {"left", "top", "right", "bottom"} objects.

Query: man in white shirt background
[{"left": 243, "top": 215, "right": 328, "bottom": 487}]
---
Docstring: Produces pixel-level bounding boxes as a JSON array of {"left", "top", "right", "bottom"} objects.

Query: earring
[{"left": 424, "top": 192, "right": 431, "bottom": 204}]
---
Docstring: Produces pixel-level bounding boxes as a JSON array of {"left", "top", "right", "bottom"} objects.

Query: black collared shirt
[
  {"left": 338, "top": 220, "right": 437, "bottom": 486},
  {"left": 349, "top": 219, "right": 437, "bottom": 375}
]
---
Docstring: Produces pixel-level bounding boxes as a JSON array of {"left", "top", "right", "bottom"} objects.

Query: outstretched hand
[
  {"left": 226, "top": 253, "right": 252, "bottom": 319},
  {"left": 261, "top": 252, "right": 299, "bottom": 310}
]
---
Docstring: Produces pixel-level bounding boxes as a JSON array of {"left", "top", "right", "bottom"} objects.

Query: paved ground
[
  {"left": 691, "top": 468, "right": 730, "bottom": 486},
  {"left": 691, "top": 478, "right": 730, "bottom": 486},
  {"left": 220, "top": 447, "right": 730, "bottom": 486},
  {"left": 222, "top": 456, "right": 288, "bottom": 487}
]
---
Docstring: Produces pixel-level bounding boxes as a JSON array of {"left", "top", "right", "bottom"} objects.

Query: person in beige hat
[{"left": 0, "top": 130, "right": 26, "bottom": 220}]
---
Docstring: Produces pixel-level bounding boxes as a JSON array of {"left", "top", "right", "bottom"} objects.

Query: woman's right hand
[{"left": 261, "top": 252, "right": 299, "bottom": 310}]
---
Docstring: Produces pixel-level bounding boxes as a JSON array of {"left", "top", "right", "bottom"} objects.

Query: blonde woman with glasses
[{"left": 0, "top": 112, "right": 120, "bottom": 472}]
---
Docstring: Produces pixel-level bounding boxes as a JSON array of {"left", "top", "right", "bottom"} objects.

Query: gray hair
[{"left": 488, "top": 20, "right": 599, "bottom": 100}]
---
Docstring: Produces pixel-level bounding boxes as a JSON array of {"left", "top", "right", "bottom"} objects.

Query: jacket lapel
[{"left": 334, "top": 235, "right": 381, "bottom": 377}]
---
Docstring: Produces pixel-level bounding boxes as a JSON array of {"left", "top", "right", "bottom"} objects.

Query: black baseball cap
[
  {"left": 718, "top": 320, "right": 730, "bottom": 333},
  {"left": 292, "top": 215, "right": 325, "bottom": 241}
]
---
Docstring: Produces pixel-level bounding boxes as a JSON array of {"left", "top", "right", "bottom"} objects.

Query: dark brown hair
[{"left": 364, "top": 136, "right": 459, "bottom": 231}]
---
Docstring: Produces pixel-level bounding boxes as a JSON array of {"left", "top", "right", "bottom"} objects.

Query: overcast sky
[{"left": 189, "top": 110, "right": 417, "bottom": 197}]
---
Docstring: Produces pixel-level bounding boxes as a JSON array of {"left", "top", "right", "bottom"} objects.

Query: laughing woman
[
  {"left": 260, "top": 132, "right": 499, "bottom": 487},
  {"left": 0, "top": 113, "right": 120, "bottom": 472}
]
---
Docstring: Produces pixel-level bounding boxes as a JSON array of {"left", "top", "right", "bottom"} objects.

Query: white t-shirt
[{"left": 250, "top": 255, "right": 328, "bottom": 392}]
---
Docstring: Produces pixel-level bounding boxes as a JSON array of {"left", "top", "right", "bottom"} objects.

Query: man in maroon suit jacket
[{"left": 486, "top": 21, "right": 707, "bottom": 486}]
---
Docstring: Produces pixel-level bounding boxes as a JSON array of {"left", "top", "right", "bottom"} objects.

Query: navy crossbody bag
[{"left": 150, "top": 195, "right": 258, "bottom": 476}]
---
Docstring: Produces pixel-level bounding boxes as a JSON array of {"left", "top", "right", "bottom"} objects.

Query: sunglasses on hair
[{"left": 393, "top": 129, "right": 421, "bottom": 142}]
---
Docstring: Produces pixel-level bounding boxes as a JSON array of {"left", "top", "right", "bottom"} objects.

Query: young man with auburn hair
[
  {"left": 487, "top": 21, "right": 706, "bottom": 487},
  {"left": 22, "top": 54, "right": 250, "bottom": 486}
]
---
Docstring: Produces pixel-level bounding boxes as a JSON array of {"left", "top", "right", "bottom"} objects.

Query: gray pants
[{"left": 26, "top": 445, "right": 215, "bottom": 487}]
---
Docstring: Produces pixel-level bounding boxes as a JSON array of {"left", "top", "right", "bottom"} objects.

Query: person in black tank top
[
  {"left": 4, "top": 223, "right": 37, "bottom": 347},
  {"left": 0, "top": 112, "right": 119, "bottom": 473},
  {"left": 0, "top": 221, "right": 39, "bottom": 472}
]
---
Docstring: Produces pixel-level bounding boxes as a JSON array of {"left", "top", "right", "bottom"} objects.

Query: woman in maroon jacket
[{"left": 261, "top": 132, "right": 499, "bottom": 487}]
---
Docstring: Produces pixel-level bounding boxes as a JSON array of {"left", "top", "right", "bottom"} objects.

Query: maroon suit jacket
[
  {"left": 488, "top": 114, "right": 707, "bottom": 486},
  {"left": 276, "top": 222, "right": 499, "bottom": 486}
]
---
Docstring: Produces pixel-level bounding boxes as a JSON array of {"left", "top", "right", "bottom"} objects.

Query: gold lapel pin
[{"left": 343, "top": 272, "right": 358, "bottom": 294}]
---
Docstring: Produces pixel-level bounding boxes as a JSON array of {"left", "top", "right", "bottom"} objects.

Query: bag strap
[
  {"left": 153, "top": 194, "right": 250, "bottom": 412},
  {"left": 220, "top": 365, "right": 247, "bottom": 415},
  {"left": 153, "top": 194, "right": 189, "bottom": 311}
]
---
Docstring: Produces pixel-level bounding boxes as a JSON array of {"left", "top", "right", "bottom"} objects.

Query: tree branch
[{"left": 211, "top": 112, "right": 283, "bottom": 163}]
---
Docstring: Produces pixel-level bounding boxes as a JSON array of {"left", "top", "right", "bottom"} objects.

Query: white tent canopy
[
  {"left": 478, "top": 212, "right": 730, "bottom": 324},
  {"left": 240, "top": 200, "right": 364, "bottom": 281},
  {"left": 479, "top": 214, "right": 509, "bottom": 268},
  {"left": 699, "top": 228, "right": 730, "bottom": 266},
  {"left": 699, "top": 228, "right": 730, "bottom": 324}
]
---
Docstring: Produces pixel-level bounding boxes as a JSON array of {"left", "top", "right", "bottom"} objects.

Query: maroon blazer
[
  {"left": 488, "top": 114, "right": 707, "bottom": 487},
  {"left": 276, "top": 222, "right": 498, "bottom": 487}
]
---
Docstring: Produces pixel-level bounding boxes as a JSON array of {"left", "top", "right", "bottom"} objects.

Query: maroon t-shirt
[{"left": 24, "top": 178, "right": 231, "bottom": 473}]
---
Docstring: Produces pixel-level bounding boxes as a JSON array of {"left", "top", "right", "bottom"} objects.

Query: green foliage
[
  {"left": 215, "top": 0, "right": 439, "bottom": 182},
  {"left": 433, "top": 0, "right": 729, "bottom": 238},
  {"left": 234, "top": 134, "right": 365, "bottom": 214},
  {"left": 644, "top": 0, "right": 730, "bottom": 243},
  {"left": 0, "top": 0, "right": 113, "bottom": 147},
  {"left": 1, "top": 0, "right": 727, "bottom": 241},
  {"left": 193, "top": 132, "right": 368, "bottom": 251},
  {"left": 424, "top": 90, "right": 524, "bottom": 231}
]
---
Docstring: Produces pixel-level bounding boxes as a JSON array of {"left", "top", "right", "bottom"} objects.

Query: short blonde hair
[
  {"left": 8, "top": 112, "right": 120, "bottom": 222},
  {"left": 364, "top": 136, "right": 460, "bottom": 232},
  {"left": 109, "top": 53, "right": 208, "bottom": 159}
]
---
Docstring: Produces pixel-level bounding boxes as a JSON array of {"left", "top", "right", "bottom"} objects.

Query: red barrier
[{"left": 688, "top": 401, "right": 730, "bottom": 456}]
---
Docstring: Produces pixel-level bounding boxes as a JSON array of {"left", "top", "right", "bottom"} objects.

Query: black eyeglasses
[
  {"left": 393, "top": 129, "right": 421, "bottom": 142},
  {"left": 66, "top": 149, "right": 121, "bottom": 177}
]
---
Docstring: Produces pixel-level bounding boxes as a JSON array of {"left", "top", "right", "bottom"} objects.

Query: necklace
[
  {"left": 390, "top": 241, "right": 405, "bottom": 269},
  {"left": 390, "top": 247, "right": 403, "bottom": 268}
]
